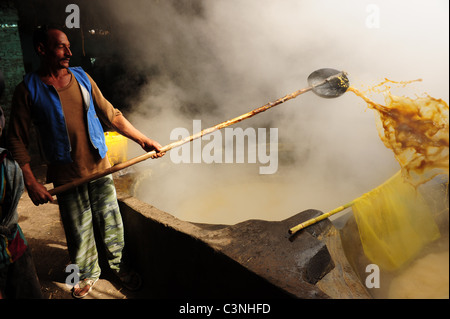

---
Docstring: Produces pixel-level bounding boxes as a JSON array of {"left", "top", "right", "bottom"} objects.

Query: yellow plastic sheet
[{"left": 352, "top": 171, "right": 441, "bottom": 271}]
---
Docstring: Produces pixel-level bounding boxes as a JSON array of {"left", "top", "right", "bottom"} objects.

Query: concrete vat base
[{"left": 117, "top": 192, "right": 371, "bottom": 299}]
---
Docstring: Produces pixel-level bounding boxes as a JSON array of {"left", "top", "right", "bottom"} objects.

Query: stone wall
[
  {"left": 0, "top": 0, "right": 25, "bottom": 133},
  {"left": 117, "top": 193, "right": 297, "bottom": 298}
]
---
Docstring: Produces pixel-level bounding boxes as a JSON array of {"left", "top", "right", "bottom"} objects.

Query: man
[{"left": 6, "top": 26, "right": 165, "bottom": 298}]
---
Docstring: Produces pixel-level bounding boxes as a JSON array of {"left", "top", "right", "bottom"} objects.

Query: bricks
[{"left": 0, "top": 1, "right": 25, "bottom": 127}]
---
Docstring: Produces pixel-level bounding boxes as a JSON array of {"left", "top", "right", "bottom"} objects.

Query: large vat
[
  {"left": 115, "top": 184, "right": 371, "bottom": 299},
  {"left": 113, "top": 166, "right": 448, "bottom": 299}
]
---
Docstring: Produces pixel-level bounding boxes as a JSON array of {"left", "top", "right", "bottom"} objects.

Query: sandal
[
  {"left": 116, "top": 270, "right": 142, "bottom": 291},
  {"left": 72, "top": 278, "right": 98, "bottom": 299}
]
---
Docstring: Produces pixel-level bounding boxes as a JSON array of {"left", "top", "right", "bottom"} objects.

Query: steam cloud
[{"left": 97, "top": 0, "right": 449, "bottom": 224}]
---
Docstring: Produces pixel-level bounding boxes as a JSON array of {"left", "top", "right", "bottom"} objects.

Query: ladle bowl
[{"left": 308, "top": 68, "right": 349, "bottom": 98}]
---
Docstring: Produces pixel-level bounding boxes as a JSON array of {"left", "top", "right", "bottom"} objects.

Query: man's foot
[{"left": 72, "top": 278, "right": 98, "bottom": 299}]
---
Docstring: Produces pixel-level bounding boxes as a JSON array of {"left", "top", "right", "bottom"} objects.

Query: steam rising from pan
[{"left": 95, "top": 0, "right": 448, "bottom": 224}]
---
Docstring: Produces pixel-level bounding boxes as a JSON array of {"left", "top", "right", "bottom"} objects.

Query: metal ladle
[
  {"left": 49, "top": 68, "right": 350, "bottom": 196},
  {"left": 308, "top": 68, "right": 349, "bottom": 98}
]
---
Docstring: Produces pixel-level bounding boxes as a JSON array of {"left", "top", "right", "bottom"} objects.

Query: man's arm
[
  {"left": 111, "top": 114, "right": 165, "bottom": 158},
  {"left": 20, "top": 163, "right": 53, "bottom": 205},
  {"left": 5, "top": 83, "right": 33, "bottom": 166},
  {"left": 87, "top": 73, "right": 165, "bottom": 157},
  {"left": 6, "top": 83, "right": 53, "bottom": 206}
]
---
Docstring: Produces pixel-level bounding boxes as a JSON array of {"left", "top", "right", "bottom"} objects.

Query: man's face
[{"left": 38, "top": 29, "right": 72, "bottom": 69}]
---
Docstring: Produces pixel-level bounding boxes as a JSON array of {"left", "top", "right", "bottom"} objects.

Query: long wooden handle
[
  {"left": 287, "top": 171, "right": 402, "bottom": 235},
  {"left": 288, "top": 201, "right": 355, "bottom": 235},
  {"left": 49, "top": 86, "right": 313, "bottom": 196}
]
